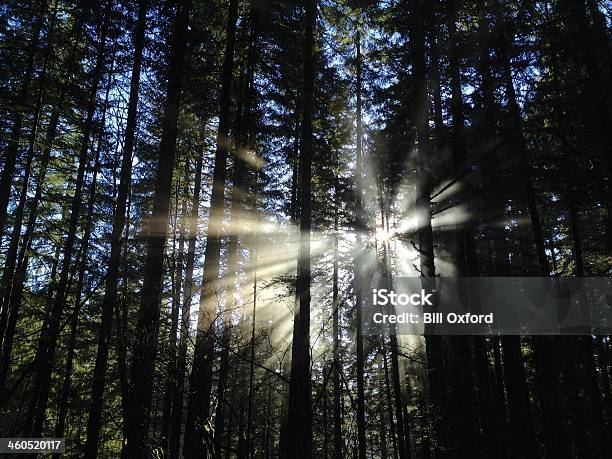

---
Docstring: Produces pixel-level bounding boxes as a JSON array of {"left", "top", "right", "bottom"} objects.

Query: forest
[{"left": 0, "top": 0, "right": 611, "bottom": 457}]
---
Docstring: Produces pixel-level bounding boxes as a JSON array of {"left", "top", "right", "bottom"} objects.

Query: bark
[
  {"left": 183, "top": 0, "right": 238, "bottom": 454},
  {"left": 124, "top": 0, "right": 190, "bottom": 455},
  {"left": 286, "top": 0, "right": 315, "bottom": 455}
]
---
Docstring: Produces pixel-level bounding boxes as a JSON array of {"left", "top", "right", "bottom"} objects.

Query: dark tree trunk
[
  {"left": 501, "top": 336, "right": 537, "bottom": 457},
  {"left": 170, "top": 149, "right": 203, "bottom": 459},
  {"left": 215, "top": 8, "right": 258, "bottom": 446},
  {"left": 473, "top": 337, "right": 503, "bottom": 457},
  {"left": 286, "top": 0, "right": 315, "bottom": 455},
  {"left": 246, "top": 236, "right": 258, "bottom": 457},
  {"left": 124, "top": 0, "right": 190, "bottom": 456},
  {"left": 380, "top": 233, "right": 408, "bottom": 459},
  {"left": 162, "top": 173, "right": 186, "bottom": 448},
  {"left": 382, "top": 339, "right": 398, "bottom": 458},
  {"left": 183, "top": 0, "right": 238, "bottom": 454},
  {"left": 332, "top": 155, "right": 342, "bottom": 459},
  {"left": 389, "top": 338, "right": 406, "bottom": 459},
  {"left": 411, "top": 1, "right": 438, "bottom": 457},
  {"left": 354, "top": 30, "right": 367, "bottom": 459},
  {"left": 84, "top": 2, "right": 147, "bottom": 455},
  {"left": 116, "top": 179, "right": 133, "bottom": 459},
  {"left": 378, "top": 367, "right": 388, "bottom": 459},
  {"left": 445, "top": 2, "right": 481, "bottom": 454}
]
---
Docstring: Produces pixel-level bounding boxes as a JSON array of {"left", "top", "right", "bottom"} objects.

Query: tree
[
  {"left": 286, "top": 0, "right": 316, "bottom": 456},
  {"left": 84, "top": 1, "right": 148, "bottom": 454},
  {"left": 124, "top": 0, "right": 191, "bottom": 455},
  {"left": 24, "top": 1, "right": 113, "bottom": 437},
  {"left": 183, "top": 0, "right": 239, "bottom": 454}
]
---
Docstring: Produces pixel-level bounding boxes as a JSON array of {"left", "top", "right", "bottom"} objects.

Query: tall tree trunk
[
  {"left": 124, "top": 0, "right": 190, "bottom": 456},
  {"left": 378, "top": 366, "right": 388, "bottom": 459},
  {"left": 170, "top": 148, "right": 203, "bottom": 459},
  {"left": 377, "top": 194, "right": 407, "bottom": 459},
  {"left": 332, "top": 153, "right": 342, "bottom": 459},
  {"left": 215, "top": 8, "right": 258, "bottom": 446},
  {"left": 183, "top": 0, "right": 238, "bottom": 454},
  {"left": 84, "top": 2, "right": 147, "bottom": 455},
  {"left": 382, "top": 339, "right": 398, "bottom": 458},
  {"left": 472, "top": 337, "right": 503, "bottom": 457},
  {"left": 286, "top": 0, "right": 315, "bottom": 455},
  {"left": 445, "top": 2, "right": 481, "bottom": 454},
  {"left": 162, "top": 171, "right": 186, "bottom": 449},
  {"left": 24, "top": 2, "right": 112, "bottom": 437},
  {"left": 279, "top": 92, "right": 301, "bottom": 453},
  {"left": 388, "top": 295, "right": 407, "bottom": 459},
  {"left": 500, "top": 336, "right": 537, "bottom": 457},
  {"left": 246, "top": 234, "right": 258, "bottom": 458},
  {"left": 411, "top": 1, "right": 438, "bottom": 456},
  {"left": 354, "top": 29, "right": 367, "bottom": 459}
]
